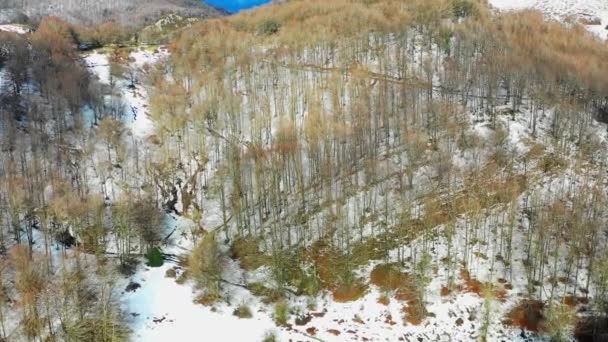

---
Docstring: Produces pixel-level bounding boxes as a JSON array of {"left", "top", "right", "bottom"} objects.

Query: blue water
[{"left": 204, "top": 0, "right": 272, "bottom": 13}]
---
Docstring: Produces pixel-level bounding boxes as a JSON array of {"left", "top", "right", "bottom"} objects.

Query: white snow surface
[
  {"left": 0, "top": 24, "right": 30, "bottom": 34},
  {"left": 84, "top": 47, "right": 168, "bottom": 138}
]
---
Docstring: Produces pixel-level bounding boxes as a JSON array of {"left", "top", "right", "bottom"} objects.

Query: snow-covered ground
[
  {"left": 0, "top": 24, "right": 30, "bottom": 34},
  {"left": 490, "top": 0, "right": 608, "bottom": 40},
  {"left": 83, "top": 48, "right": 168, "bottom": 138}
]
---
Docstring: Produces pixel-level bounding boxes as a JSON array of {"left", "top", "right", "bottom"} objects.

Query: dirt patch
[
  {"left": 327, "top": 329, "right": 341, "bottom": 336},
  {"left": 295, "top": 314, "right": 313, "bottom": 326},
  {"left": 305, "top": 327, "right": 317, "bottom": 335}
]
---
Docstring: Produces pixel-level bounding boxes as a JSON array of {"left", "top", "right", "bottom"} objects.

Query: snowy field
[{"left": 0, "top": 24, "right": 30, "bottom": 34}]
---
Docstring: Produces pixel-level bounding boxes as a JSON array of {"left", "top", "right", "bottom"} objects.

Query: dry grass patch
[
  {"left": 332, "top": 281, "right": 368, "bottom": 303},
  {"left": 504, "top": 299, "right": 545, "bottom": 333},
  {"left": 230, "top": 237, "right": 269, "bottom": 271}
]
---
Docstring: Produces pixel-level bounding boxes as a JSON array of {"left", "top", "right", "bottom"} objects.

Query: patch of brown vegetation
[
  {"left": 309, "top": 240, "right": 343, "bottom": 288},
  {"left": 165, "top": 268, "right": 177, "bottom": 278},
  {"left": 563, "top": 295, "right": 588, "bottom": 308},
  {"left": 494, "top": 287, "right": 508, "bottom": 302},
  {"left": 230, "top": 237, "right": 269, "bottom": 271},
  {"left": 377, "top": 294, "right": 390, "bottom": 305},
  {"left": 327, "top": 329, "right": 341, "bottom": 336},
  {"left": 401, "top": 303, "right": 426, "bottom": 325},
  {"left": 195, "top": 293, "right": 219, "bottom": 307},
  {"left": 370, "top": 264, "right": 413, "bottom": 291},
  {"left": 351, "top": 238, "right": 388, "bottom": 264},
  {"left": 332, "top": 282, "right": 368, "bottom": 303},
  {"left": 248, "top": 282, "right": 283, "bottom": 304},
  {"left": 368, "top": 264, "right": 428, "bottom": 325},
  {"left": 505, "top": 299, "right": 545, "bottom": 333},
  {"left": 460, "top": 269, "right": 508, "bottom": 301},
  {"left": 305, "top": 327, "right": 317, "bottom": 335},
  {"left": 460, "top": 269, "right": 484, "bottom": 295},
  {"left": 440, "top": 286, "right": 451, "bottom": 297}
]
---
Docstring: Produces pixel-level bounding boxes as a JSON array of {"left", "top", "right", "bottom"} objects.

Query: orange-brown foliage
[
  {"left": 505, "top": 299, "right": 545, "bottom": 333},
  {"left": 332, "top": 282, "right": 368, "bottom": 303}
]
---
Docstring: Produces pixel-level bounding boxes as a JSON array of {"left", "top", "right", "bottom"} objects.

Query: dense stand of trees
[
  {"left": 0, "top": 0, "right": 608, "bottom": 340},
  {"left": 0, "top": 17, "right": 166, "bottom": 340},
  {"left": 146, "top": 0, "right": 608, "bottom": 338}
]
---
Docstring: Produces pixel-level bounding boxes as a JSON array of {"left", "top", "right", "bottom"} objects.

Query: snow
[
  {"left": 0, "top": 24, "right": 30, "bottom": 34},
  {"left": 489, "top": 0, "right": 536, "bottom": 10},
  {"left": 120, "top": 216, "right": 297, "bottom": 342},
  {"left": 83, "top": 48, "right": 167, "bottom": 138},
  {"left": 84, "top": 52, "right": 111, "bottom": 85},
  {"left": 122, "top": 263, "right": 278, "bottom": 342}
]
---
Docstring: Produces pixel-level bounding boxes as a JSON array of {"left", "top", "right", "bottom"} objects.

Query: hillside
[{"left": 0, "top": 0, "right": 226, "bottom": 26}]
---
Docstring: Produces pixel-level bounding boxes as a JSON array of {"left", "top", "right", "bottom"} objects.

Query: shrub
[
  {"left": 230, "top": 237, "right": 268, "bottom": 271},
  {"left": 273, "top": 300, "right": 289, "bottom": 325},
  {"left": 332, "top": 281, "right": 368, "bottom": 303},
  {"left": 262, "top": 330, "right": 277, "bottom": 342},
  {"left": 145, "top": 247, "right": 164, "bottom": 267},
  {"left": 258, "top": 19, "right": 280, "bottom": 35},
  {"left": 544, "top": 303, "right": 576, "bottom": 342},
  {"left": 189, "top": 232, "right": 222, "bottom": 298},
  {"left": 165, "top": 268, "right": 177, "bottom": 278},
  {"left": 539, "top": 154, "right": 567, "bottom": 173},
  {"left": 370, "top": 264, "right": 412, "bottom": 291},
  {"left": 248, "top": 282, "right": 283, "bottom": 304},
  {"left": 233, "top": 304, "right": 253, "bottom": 319},
  {"left": 453, "top": 0, "right": 478, "bottom": 19},
  {"left": 175, "top": 270, "right": 188, "bottom": 284},
  {"left": 117, "top": 256, "right": 139, "bottom": 276}
]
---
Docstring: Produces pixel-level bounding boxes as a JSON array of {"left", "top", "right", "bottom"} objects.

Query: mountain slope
[{"left": 0, "top": 0, "right": 227, "bottom": 26}]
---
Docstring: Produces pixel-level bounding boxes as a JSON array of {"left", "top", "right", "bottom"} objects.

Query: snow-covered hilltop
[{"left": 490, "top": 0, "right": 608, "bottom": 40}]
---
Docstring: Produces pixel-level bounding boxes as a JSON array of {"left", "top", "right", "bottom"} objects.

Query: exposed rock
[
  {"left": 125, "top": 281, "right": 141, "bottom": 293},
  {"left": 578, "top": 14, "right": 602, "bottom": 25}
]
